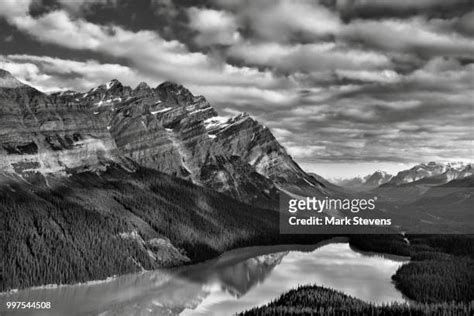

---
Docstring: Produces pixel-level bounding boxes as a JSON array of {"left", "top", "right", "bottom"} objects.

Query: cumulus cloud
[
  {"left": 4, "top": 7, "right": 288, "bottom": 91},
  {"left": 0, "top": 54, "right": 142, "bottom": 92},
  {"left": 0, "top": 0, "right": 32, "bottom": 17},
  {"left": 187, "top": 7, "right": 240, "bottom": 46},
  {"left": 335, "top": 70, "right": 400, "bottom": 83},
  {"left": 274, "top": 60, "right": 473, "bottom": 166},
  {"left": 218, "top": 0, "right": 341, "bottom": 41},
  {"left": 229, "top": 42, "right": 393, "bottom": 74},
  {"left": 342, "top": 17, "right": 474, "bottom": 58}
]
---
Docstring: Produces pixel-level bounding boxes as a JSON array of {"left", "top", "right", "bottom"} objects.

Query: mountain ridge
[
  {"left": 383, "top": 161, "right": 471, "bottom": 187},
  {"left": 0, "top": 69, "right": 331, "bottom": 208},
  {"left": 332, "top": 170, "right": 393, "bottom": 191}
]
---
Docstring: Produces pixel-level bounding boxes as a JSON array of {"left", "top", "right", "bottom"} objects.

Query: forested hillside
[
  {"left": 392, "top": 235, "right": 474, "bottom": 303},
  {"left": 241, "top": 285, "right": 474, "bottom": 315},
  {"left": 1, "top": 167, "right": 326, "bottom": 291},
  {"left": 350, "top": 234, "right": 474, "bottom": 304}
]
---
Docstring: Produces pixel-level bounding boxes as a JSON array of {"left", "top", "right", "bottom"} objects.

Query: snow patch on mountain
[
  {"left": 204, "top": 116, "right": 231, "bottom": 131},
  {"left": 386, "top": 162, "right": 472, "bottom": 186},
  {"left": 151, "top": 107, "right": 172, "bottom": 115}
]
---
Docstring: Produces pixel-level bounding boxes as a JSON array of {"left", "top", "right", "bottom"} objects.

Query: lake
[{"left": 0, "top": 240, "right": 409, "bottom": 315}]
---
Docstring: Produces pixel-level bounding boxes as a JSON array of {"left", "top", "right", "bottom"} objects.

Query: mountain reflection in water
[{"left": 0, "top": 242, "right": 408, "bottom": 316}]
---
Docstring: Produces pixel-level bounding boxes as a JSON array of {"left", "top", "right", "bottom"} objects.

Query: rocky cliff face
[
  {"left": 0, "top": 69, "right": 330, "bottom": 207},
  {"left": 0, "top": 70, "right": 125, "bottom": 178}
]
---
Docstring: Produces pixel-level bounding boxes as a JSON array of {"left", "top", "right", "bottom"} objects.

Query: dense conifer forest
[
  {"left": 392, "top": 235, "right": 474, "bottom": 303},
  {"left": 241, "top": 285, "right": 474, "bottom": 316},
  {"left": 350, "top": 234, "right": 474, "bottom": 303}
]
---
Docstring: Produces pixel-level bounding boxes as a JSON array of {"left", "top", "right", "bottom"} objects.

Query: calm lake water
[{"left": 0, "top": 240, "right": 408, "bottom": 316}]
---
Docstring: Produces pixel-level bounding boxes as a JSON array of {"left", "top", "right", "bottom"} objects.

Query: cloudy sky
[{"left": 1, "top": 0, "right": 473, "bottom": 178}]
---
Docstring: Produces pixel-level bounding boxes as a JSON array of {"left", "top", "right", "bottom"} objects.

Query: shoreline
[
  {"left": 1, "top": 236, "right": 348, "bottom": 296},
  {"left": 0, "top": 275, "right": 121, "bottom": 296},
  {"left": 0, "top": 237, "right": 412, "bottom": 316},
  {"left": 1, "top": 235, "right": 411, "bottom": 298}
]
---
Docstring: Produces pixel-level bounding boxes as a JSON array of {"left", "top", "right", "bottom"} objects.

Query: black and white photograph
[{"left": 0, "top": 0, "right": 473, "bottom": 315}]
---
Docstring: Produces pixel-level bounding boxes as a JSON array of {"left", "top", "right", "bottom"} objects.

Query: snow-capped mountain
[
  {"left": 0, "top": 69, "right": 332, "bottom": 208},
  {"left": 333, "top": 170, "right": 392, "bottom": 191},
  {"left": 365, "top": 170, "right": 393, "bottom": 187},
  {"left": 372, "top": 162, "right": 473, "bottom": 202},
  {"left": 383, "top": 162, "right": 472, "bottom": 186}
]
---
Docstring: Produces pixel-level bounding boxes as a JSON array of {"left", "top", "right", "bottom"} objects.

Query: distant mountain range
[
  {"left": 332, "top": 170, "right": 393, "bottom": 191},
  {"left": 371, "top": 162, "right": 472, "bottom": 201},
  {"left": 383, "top": 162, "right": 472, "bottom": 187},
  {"left": 364, "top": 163, "right": 474, "bottom": 233},
  {"left": 333, "top": 162, "right": 472, "bottom": 192},
  {"left": 331, "top": 162, "right": 473, "bottom": 230}
]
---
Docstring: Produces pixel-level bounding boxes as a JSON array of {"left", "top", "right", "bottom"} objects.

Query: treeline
[
  {"left": 349, "top": 234, "right": 410, "bottom": 256},
  {"left": 349, "top": 234, "right": 474, "bottom": 303},
  {"left": 1, "top": 167, "right": 327, "bottom": 291},
  {"left": 241, "top": 285, "right": 474, "bottom": 316}
]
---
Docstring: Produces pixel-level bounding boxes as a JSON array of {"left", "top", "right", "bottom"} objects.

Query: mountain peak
[
  {"left": 0, "top": 69, "right": 26, "bottom": 88},
  {"left": 236, "top": 112, "right": 250, "bottom": 119},
  {"left": 157, "top": 81, "right": 183, "bottom": 90},
  {"left": 386, "top": 161, "right": 471, "bottom": 186},
  {"left": 333, "top": 170, "right": 392, "bottom": 190},
  {"left": 135, "top": 82, "right": 150, "bottom": 90},
  {"left": 157, "top": 81, "right": 191, "bottom": 96},
  {"left": 156, "top": 81, "right": 195, "bottom": 106},
  {"left": 105, "top": 79, "right": 121, "bottom": 89},
  {"left": 366, "top": 170, "right": 392, "bottom": 184}
]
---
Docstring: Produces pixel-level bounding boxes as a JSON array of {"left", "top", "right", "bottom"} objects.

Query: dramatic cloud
[
  {"left": 342, "top": 17, "right": 474, "bottom": 58},
  {"left": 229, "top": 42, "right": 393, "bottom": 74},
  {"left": 0, "top": 54, "right": 142, "bottom": 92},
  {"left": 0, "top": 0, "right": 472, "bottom": 177},
  {"left": 332, "top": 0, "right": 472, "bottom": 20},
  {"left": 0, "top": 0, "right": 32, "bottom": 17},
  {"left": 3, "top": 3, "right": 283, "bottom": 89},
  {"left": 187, "top": 7, "right": 240, "bottom": 46},
  {"left": 1, "top": 2, "right": 296, "bottom": 114},
  {"left": 217, "top": 0, "right": 341, "bottom": 41}
]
